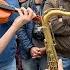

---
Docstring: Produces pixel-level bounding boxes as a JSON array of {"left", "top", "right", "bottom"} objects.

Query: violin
[
  {"left": 0, "top": 3, "right": 17, "bottom": 24},
  {"left": 0, "top": 1, "right": 42, "bottom": 24},
  {"left": 0, "top": 0, "right": 13, "bottom": 24}
]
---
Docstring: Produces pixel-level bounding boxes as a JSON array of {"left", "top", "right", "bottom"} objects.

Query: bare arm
[
  {"left": 0, "top": 24, "right": 19, "bottom": 53},
  {"left": 0, "top": 7, "right": 36, "bottom": 54}
]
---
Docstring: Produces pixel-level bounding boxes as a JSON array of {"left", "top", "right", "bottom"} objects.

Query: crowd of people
[{"left": 0, "top": 0, "right": 70, "bottom": 70}]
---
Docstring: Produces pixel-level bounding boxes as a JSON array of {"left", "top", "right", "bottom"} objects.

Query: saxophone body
[{"left": 42, "top": 8, "right": 70, "bottom": 70}]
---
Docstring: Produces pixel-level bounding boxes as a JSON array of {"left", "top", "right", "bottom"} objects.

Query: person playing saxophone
[{"left": 44, "top": 0, "right": 70, "bottom": 70}]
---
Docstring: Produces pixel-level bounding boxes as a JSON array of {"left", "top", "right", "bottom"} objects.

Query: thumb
[
  {"left": 45, "top": 59, "right": 63, "bottom": 70},
  {"left": 58, "top": 59, "right": 63, "bottom": 70}
]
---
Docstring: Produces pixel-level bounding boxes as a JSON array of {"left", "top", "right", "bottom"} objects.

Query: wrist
[
  {"left": 11, "top": 20, "right": 24, "bottom": 32},
  {"left": 12, "top": 19, "right": 26, "bottom": 31}
]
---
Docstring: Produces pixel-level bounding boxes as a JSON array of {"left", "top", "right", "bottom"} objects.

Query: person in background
[
  {"left": 0, "top": 0, "right": 36, "bottom": 70},
  {"left": 17, "top": 0, "right": 48, "bottom": 70},
  {"left": 16, "top": 0, "right": 63, "bottom": 70},
  {"left": 17, "top": 0, "right": 35, "bottom": 70},
  {"left": 43, "top": 0, "right": 70, "bottom": 70}
]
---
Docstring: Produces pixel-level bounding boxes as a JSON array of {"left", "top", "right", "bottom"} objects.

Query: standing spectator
[{"left": 17, "top": 0, "right": 47, "bottom": 70}]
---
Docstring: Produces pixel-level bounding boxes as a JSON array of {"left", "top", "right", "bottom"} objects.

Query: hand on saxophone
[
  {"left": 30, "top": 47, "right": 46, "bottom": 58},
  {"left": 45, "top": 59, "right": 63, "bottom": 70},
  {"left": 58, "top": 59, "right": 63, "bottom": 70},
  {"left": 30, "top": 47, "right": 41, "bottom": 58}
]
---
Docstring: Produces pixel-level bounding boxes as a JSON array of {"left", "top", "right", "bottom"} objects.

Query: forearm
[{"left": 0, "top": 24, "right": 18, "bottom": 53}]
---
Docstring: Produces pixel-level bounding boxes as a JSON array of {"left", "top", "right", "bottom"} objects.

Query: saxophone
[{"left": 41, "top": 8, "right": 70, "bottom": 70}]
